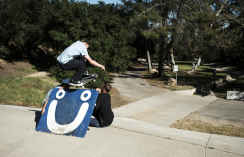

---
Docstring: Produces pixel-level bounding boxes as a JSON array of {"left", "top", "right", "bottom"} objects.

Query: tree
[{"left": 211, "top": 0, "right": 244, "bottom": 65}]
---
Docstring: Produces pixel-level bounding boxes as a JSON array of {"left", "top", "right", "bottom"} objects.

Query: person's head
[
  {"left": 82, "top": 41, "right": 89, "bottom": 49},
  {"left": 101, "top": 83, "right": 112, "bottom": 93}
]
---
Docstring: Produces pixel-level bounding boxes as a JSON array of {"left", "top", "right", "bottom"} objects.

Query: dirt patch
[
  {"left": 0, "top": 59, "right": 35, "bottom": 78},
  {"left": 110, "top": 87, "right": 132, "bottom": 108},
  {"left": 146, "top": 77, "right": 194, "bottom": 90},
  {"left": 171, "top": 99, "right": 244, "bottom": 137},
  {"left": 0, "top": 58, "right": 7, "bottom": 65},
  {"left": 25, "top": 71, "right": 50, "bottom": 78},
  {"left": 171, "top": 114, "right": 244, "bottom": 138}
]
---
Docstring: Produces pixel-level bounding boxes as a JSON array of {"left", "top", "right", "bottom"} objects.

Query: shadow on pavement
[{"left": 28, "top": 110, "right": 42, "bottom": 128}]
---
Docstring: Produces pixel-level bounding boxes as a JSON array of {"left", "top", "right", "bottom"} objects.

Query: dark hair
[{"left": 103, "top": 83, "right": 112, "bottom": 93}]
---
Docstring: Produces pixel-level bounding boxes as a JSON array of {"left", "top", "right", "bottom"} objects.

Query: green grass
[
  {"left": 0, "top": 59, "right": 108, "bottom": 107},
  {"left": 166, "top": 85, "right": 194, "bottom": 91},
  {"left": 178, "top": 64, "right": 192, "bottom": 71},
  {"left": 0, "top": 77, "right": 55, "bottom": 107},
  {"left": 153, "top": 62, "right": 244, "bottom": 97}
]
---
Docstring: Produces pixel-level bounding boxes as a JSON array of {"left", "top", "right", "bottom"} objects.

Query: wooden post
[{"left": 147, "top": 50, "right": 153, "bottom": 73}]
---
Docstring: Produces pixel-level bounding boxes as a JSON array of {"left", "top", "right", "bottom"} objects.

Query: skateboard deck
[{"left": 61, "top": 74, "right": 97, "bottom": 88}]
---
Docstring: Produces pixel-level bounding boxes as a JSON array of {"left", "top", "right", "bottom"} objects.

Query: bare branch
[
  {"left": 137, "top": 3, "right": 162, "bottom": 17},
  {"left": 223, "top": 14, "right": 244, "bottom": 28},
  {"left": 215, "top": 0, "right": 228, "bottom": 17}
]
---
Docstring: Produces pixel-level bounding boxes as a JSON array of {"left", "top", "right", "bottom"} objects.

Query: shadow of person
[
  {"left": 195, "top": 84, "right": 211, "bottom": 96},
  {"left": 34, "top": 111, "right": 42, "bottom": 127}
]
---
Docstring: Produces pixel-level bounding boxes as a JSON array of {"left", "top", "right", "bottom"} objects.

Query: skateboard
[{"left": 61, "top": 74, "right": 98, "bottom": 88}]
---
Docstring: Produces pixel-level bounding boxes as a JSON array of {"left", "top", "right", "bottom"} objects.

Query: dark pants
[
  {"left": 92, "top": 93, "right": 114, "bottom": 127},
  {"left": 89, "top": 117, "right": 100, "bottom": 127},
  {"left": 59, "top": 56, "right": 86, "bottom": 81}
]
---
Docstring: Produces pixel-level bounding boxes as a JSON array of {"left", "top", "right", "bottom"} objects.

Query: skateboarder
[{"left": 57, "top": 41, "right": 105, "bottom": 85}]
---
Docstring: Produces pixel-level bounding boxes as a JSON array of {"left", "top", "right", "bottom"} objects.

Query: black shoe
[
  {"left": 81, "top": 73, "right": 97, "bottom": 80},
  {"left": 79, "top": 71, "right": 90, "bottom": 80},
  {"left": 90, "top": 73, "right": 98, "bottom": 78},
  {"left": 83, "top": 71, "right": 89, "bottom": 76}
]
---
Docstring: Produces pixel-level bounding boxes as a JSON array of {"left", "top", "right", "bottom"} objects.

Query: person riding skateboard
[{"left": 57, "top": 41, "right": 105, "bottom": 85}]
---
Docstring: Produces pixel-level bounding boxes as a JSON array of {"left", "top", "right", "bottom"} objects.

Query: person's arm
[{"left": 84, "top": 55, "right": 105, "bottom": 71}]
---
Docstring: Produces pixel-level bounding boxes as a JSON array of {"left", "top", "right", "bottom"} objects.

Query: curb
[
  {"left": 112, "top": 117, "right": 244, "bottom": 156},
  {"left": 0, "top": 104, "right": 41, "bottom": 111},
  {"left": 173, "top": 88, "right": 196, "bottom": 95}
]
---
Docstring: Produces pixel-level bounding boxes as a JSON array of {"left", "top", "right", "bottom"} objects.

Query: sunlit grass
[
  {"left": 171, "top": 118, "right": 244, "bottom": 138},
  {"left": 178, "top": 64, "right": 192, "bottom": 71},
  {"left": 146, "top": 61, "right": 244, "bottom": 95},
  {"left": 0, "top": 77, "right": 55, "bottom": 107}
]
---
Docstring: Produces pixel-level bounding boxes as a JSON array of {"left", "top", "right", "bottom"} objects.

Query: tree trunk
[
  {"left": 157, "top": 57, "right": 163, "bottom": 77},
  {"left": 147, "top": 50, "right": 153, "bottom": 73},
  {"left": 192, "top": 56, "right": 201, "bottom": 71},
  {"left": 197, "top": 56, "right": 201, "bottom": 67},
  {"left": 157, "top": 50, "right": 165, "bottom": 77},
  {"left": 170, "top": 47, "right": 175, "bottom": 66}
]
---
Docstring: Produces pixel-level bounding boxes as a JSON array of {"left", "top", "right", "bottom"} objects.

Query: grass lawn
[
  {"left": 0, "top": 77, "right": 55, "bottom": 107},
  {"left": 0, "top": 60, "right": 57, "bottom": 107},
  {"left": 171, "top": 118, "right": 244, "bottom": 138},
  {"left": 0, "top": 59, "right": 128, "bottom": 108},
  {"left": 145, "top": 61, "right": 244, "bottom": 98}
]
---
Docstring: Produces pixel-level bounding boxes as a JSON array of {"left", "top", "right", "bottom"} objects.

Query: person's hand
[
  {"left": 101, "top": 65, "right": 105, "bottom": 71},
  {"left": 96, "top": 88, "right": 101, "bottom": 93}
]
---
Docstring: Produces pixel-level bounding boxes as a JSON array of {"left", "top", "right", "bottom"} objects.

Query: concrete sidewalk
[
  {"left": 0, "top": 90, "right": 244, "bottom": 157},
  {"left": 0, "top": 105, "right": 207, "bottom": 157},
  {"left": 112, "top": 117, "right": 244, "bottom": 157},
  {"left": 113, "top": 89, "right": 217, "bottom": 127}
]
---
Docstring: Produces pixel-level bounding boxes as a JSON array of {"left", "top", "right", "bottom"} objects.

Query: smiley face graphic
[{"left": 36, "top": 87, "right": 98, "bottom": 137}]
